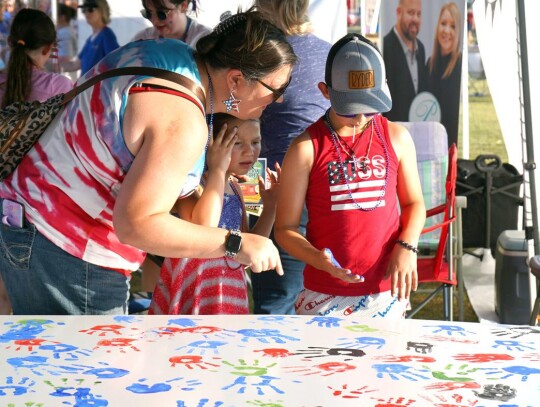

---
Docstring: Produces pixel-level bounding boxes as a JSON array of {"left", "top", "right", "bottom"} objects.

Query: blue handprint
[
  {"left": 168, "top": 318, "right": 198, "bottom": 327},
  {"left": 0, "top": 376, "right": 35, "bottom": 396},
  {"left": 235, "top": 329, "right": 299, "bottom": 344},
  {"left": 176, "top": 400, "right": 225, "bottom": 407},
  {"left": 493, "top": 340, "right": 536, "bottom": 352},
  {"left": 427, "top": 325, "right": 474, "bottom": 336},
  {"left": 0, "top": 319, "right": 54, "bottom": 342},
  {"left": 484, "top": 365, "right": 540, "bottom": 382},
  {"left": 49, "top": 386, "right": 108, "bottom": 406},
  {"left": 307, "top": 316, "right": 342, "bottom": 328},
  {"left": 8, "top": 355, "right": 88, "bottom": 376},
  {"left": 338, "top": 336, "right": 385, "bottom": 350},
  {"left": 222, "top": 375, "right": 284, "bottom": 396},
  {"left": 38, "top": 343, "right": 92, "bottom": 361},
  {"left": 177, "top": 340, "right": 227, "bottom": 355},
  {"left": 372, "top": 364, "right": 430, "bottom": 381}
]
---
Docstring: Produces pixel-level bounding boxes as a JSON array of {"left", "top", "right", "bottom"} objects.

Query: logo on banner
[{"left": 408, "top": 91, "right": 441, "bottom": 122}]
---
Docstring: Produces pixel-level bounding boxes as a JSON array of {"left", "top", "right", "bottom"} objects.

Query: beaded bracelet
[{"left": 395, "top": 239, "right": 419, "bottom": 254}]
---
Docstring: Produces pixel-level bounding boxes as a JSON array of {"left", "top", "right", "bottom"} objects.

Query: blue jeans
[
  {"left": 0, "top": 215, "right": 130, "bottom": 315},
  {"left": 251, "top": 206, "right": 307, "bottom": 315}
]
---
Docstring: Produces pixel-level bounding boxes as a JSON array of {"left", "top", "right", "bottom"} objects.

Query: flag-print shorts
[{"left": 295, "top": 288, "right": 408, "bottom": 318}]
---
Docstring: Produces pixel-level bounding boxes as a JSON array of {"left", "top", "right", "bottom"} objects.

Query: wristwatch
[{"left": 225, "top": 229, "right": 242, "bottom": 258}]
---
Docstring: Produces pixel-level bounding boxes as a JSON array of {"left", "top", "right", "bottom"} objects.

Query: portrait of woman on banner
[{"left": 426, "top": 1, "right": 462, "bottom": 147}]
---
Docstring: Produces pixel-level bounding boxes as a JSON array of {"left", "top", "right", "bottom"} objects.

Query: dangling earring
[{"left": 223, "top": 90, "right": 241, "bottom": 113}]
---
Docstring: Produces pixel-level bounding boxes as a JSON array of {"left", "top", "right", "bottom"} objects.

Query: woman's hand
[
  {"left": 206, "top": 123, "right": 237, "bottom": 176},
  {"left": 236, "top": 233, "right": 283, "bottom": 275}
]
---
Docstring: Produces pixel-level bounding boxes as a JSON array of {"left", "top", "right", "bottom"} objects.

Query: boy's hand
[
  {"left": 206, "top": 123, "right": 237, "bottom": 175},
  {"left": 320, "top": 248, "right": 364, "bottom": 284}
]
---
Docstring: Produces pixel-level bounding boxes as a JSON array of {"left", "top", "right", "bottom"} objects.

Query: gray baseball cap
[{"left": 325, "top": 33, "right": 392, "bottom": 115}]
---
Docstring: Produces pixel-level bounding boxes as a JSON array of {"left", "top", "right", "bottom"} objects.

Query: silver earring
[{"left": 223, "top": 91, "right": 241, "bottom": 113}]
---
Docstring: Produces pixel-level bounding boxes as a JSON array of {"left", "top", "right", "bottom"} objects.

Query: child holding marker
[
  {"left": 274, "top": 33, "right": 425, "bottom": 317},
  {"left": 150, "top": 114, "right": 280, "bottom": 315}
]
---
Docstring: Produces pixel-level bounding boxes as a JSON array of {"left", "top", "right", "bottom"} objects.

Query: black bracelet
[{"left": 395, "top": 239, "right": 419, "bottom": 254}]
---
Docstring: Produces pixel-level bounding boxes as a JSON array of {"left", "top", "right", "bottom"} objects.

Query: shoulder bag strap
[{"left": 61, "top": 66, "right": 205, "bottom": 108}]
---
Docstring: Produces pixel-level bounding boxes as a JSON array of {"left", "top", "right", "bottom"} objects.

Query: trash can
[{"left": 495, "top": 230, "right": 531, "bottom": 324}]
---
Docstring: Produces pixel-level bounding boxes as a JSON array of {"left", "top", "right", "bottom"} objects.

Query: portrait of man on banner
[{"left": 380, "top": 0, "right": 466, "bottom": 147}]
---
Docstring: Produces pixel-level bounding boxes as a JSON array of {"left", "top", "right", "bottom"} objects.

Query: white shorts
[{"left": 295, "top": 288, "right": 408, "bottom": 318}]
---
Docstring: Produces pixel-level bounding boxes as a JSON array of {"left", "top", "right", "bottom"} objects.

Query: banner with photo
[{"left": 379, "top": 0, "right": 466, "bottom": 147}]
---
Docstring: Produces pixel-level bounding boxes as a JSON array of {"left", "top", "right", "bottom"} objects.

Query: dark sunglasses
[
  {"left": 82, "top": 6, "right": 96, "bottom": 13},
  {"left": 336, "top": 112, "right": 378, "bottom": 118},
  {"left": 140, "top": 8, "right": 173, "bottom": 21},
  {"left": 256, "top": 75, "right": 292, "bottom": 102}
]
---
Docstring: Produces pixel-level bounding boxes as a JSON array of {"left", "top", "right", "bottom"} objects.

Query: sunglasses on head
[
  {"left": 140, "top": 8, "right": 173, "bottom": 21},
  {"left": 256, "top": 75, "right": 292, "bottom": 102}
]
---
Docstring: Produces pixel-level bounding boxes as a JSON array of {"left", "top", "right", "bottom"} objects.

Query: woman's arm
[
  {"left": 274, "top": 133, "right": 361, "bottom": 283},
  {"left": 385, "top": 122, "right": 426, "bottom": 300},
  {"left": 114, "top": 85, "right": 282, "bottom": 274}
]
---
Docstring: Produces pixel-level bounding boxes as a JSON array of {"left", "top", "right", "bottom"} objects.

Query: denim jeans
[
  {"left": 0, "top": 215, "right": 129, "bottom": 315},
  {"left": 251, "top": 206, "right": 307, "bottom": 315}
]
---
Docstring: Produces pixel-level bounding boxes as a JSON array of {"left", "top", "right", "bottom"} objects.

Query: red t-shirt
[{"left": 304, "top": 114, "right": 401, "bottom": 296}]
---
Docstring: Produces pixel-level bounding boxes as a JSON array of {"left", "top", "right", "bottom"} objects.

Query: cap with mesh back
[{"left": 325, "top": 33, "right": 392, "bottom": 115}]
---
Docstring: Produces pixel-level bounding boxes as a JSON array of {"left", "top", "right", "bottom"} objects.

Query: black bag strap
[{"left": 61, "top": 66, "right": 205, "bottom": 108}]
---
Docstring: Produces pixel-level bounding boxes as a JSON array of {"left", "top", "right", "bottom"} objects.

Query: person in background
[
  {"left": 275, "top": 33, "right": 425, "bottom": 318},
  {"left": 62, "top": 0, "right": 119, "bottom": 76},
  {"left": 150, "top": 113, "right": 280, "bottom": 315},
  {"left": 132, "top": 0, "right": 210, "bottom": 47},
  {"left": 0, "top": 8, "right": 73, "bottom": 314},
  {"left": 251, "top": 0, "right": 331, "bottom": 315},
  {"left": 130, "top": 0, "right": 211, "bottom": 303},
  {"left": 56, "top": 3, "right": 78, "bottom": 81},
  {"left": 426, "top": 2, "right": 462, "bottom": 147},
  {"left": 382, "top": 0, "right": 428, "bottom": 122},
  {"left": 0, "top": 8, "right": 295, "bottom": 315}
]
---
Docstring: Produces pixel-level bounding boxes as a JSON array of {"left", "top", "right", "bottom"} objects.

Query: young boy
[{"left": 274, "top": 33, "right": 426, "bottom": 318}]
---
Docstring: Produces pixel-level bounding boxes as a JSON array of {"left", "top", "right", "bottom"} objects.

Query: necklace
[
  {"left": 331, "top": 120, "right": 374, "bottom": 174},
  {"left": 206, "top": 71, "right": 214, "bottom": 142},
  {"left": 324, "top": 110, "right": 390, "bottom": 212}
]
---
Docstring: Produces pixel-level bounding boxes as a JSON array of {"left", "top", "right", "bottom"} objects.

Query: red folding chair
[{"left": 407, "top": 144, "right": 458, "bottom": 320}]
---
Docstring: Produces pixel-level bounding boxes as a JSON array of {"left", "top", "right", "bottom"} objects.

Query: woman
[
  {"left": 426, "top": 2, "right": 462, "bottom": 147},
  {"left": 0, "top": 8, "right": 73, "bottom": 314},
  {"left": 252, "top": 0, "right": 331, "bottom": 315},
  {"left": 62, "top": 0, "right": 119, "bottom": 76},
  {"left": 132, "top": 0, "right": 210, "bottom": 47},
  {"left": 56, "top": 3, "right": 78, "bottom": 80},
  {"left": 0, "top": 8, "right": 296, "bottom": 315}
]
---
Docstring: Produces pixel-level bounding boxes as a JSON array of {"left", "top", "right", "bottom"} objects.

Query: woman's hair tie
[
  {"left": 16, "top": 39, "right": 26, "bottom": 47},
  {"left": 214, "top": 12, "right": 247, "bottom": 35}
]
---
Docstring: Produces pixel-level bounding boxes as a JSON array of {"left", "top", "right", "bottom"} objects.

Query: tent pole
[{"left": 517, "top": 0, "right": 539, "bottom": 255}]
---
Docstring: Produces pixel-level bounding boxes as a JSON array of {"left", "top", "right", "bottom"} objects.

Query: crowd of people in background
[{"left": 0, "top": 0, "right": 438, "bottom": 318}]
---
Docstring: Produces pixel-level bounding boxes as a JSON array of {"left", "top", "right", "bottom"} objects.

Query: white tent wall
[
  {"left": 75, "top": 0, "right": 346, "bottom": 49},
  {"left": 472, "top": 0, "right": 540, "bottom": 235}
]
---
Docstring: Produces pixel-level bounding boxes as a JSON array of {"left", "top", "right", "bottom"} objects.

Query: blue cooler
[{"left": 495, "top": 230, "right": 531, "bottom": 324}]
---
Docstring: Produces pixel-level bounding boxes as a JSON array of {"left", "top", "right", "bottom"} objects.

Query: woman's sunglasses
[
  {"left": 257, "top": 76, "right": 292, "bottom": 102},
  {"left": 140, "top": 8, "right": 173, "bottom": 21},
  {"left": 82, "top": 6, "right": 95, "bottom": 13}
]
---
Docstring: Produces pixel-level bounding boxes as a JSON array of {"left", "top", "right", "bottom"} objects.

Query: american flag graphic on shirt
[{"left": 327, "top": 155, "right": 387, "bottom": 211}]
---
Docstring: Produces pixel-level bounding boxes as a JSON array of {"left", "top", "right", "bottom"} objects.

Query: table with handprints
[{"left": 0, "top": 315, "right": 539, "bottom": 406}]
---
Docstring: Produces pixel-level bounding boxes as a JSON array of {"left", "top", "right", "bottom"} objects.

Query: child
[
  {"left": 150, "top": 114, "right": 280, "bottom": 315},
  {"left": 274, "top": 33, "right": 426, "bottom": 318}
]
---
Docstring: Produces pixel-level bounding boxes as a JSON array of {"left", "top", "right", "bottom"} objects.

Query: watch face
[{"left": 226, "top": 233, "right": 242, "bottom": 253}]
